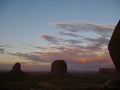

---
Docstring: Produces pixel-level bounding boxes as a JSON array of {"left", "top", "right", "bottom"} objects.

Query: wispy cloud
[
  {"left": 59, "top": 31, "right": 82, "bottom": 37},
  {"left": 40, "top": 34, "right": 82, "bottom": 45},
  {"left": 51, "top": 21, "right": 115, "bottom": 37},
  {"left": 39, "top": 21, "right": 115, "bottom": 66},
  {"left": 0, "top": 48, "right": 4, "bottom": 54},
  {"left": 40, "top": 34, "right": 63, "bottom": 44},
  {"left": 34, "top": 46, "right": 47, "bottom": 50},
  {"left": 0, "top": 44, "right": 12, "bottom": 54},
  {"left": 0, "top": 44, "right": 12, "bottom": 48},
  {"left": 84, "top": 37, "right": 109, "bottom": 49},
  {"left": 9, "top": 52, "right": 48, "bottom": 62},
  {"left": 45, "top": 47, "right": 111, "bottom": 65}
]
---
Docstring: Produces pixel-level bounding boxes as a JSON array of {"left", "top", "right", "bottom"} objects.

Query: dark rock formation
[
  {"left": 51, "top": 60, "right": 67, "bottom": 73},
  {"left": 102, "top": 20, "right": 120, "bottom": 90},
  {"left": 50, "top": 60, "right": 71, "bottom": 78},
  {"left": 108, "top": 20, "right": 120, "bottom": 72},
  {"left": 11, "top": 63, "right": 21, "bottom": 72},
  {"left": 99, "top": 68, "right": 117, "bottom": 74},
  {"left": 9, "top": 62, "right": 26, "bottom": 76}
]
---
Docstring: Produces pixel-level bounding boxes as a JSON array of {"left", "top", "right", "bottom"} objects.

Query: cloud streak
[
  {"left": 51, "top": 21, "right": 115, "bottom": 32},
  {"left": 40, "top": 34, "right": 63, "bottom": 44},
  {"left": 51, "top": 21, "right": 115, "bottom": 37},
  {"left": 0, "top": 48, "right": 4, "bottom": 54},
  {"left": 48, "top": 49, "right": 109, "bottom": 65},
  {"left": 40, "top": 34, "right": 82, "bottom": 45},
  {"left": 0, "top": 44, "right": 12, "bottom": 54},
  {"left": 9, "top": 52, "right": 48, "bottom": 62},
  {"left": 39, "top": 21, "right": 115, "bottom": 66},
  {"left": 59, "top": 31, "right": 82, "bottom": 37},
  {"left": 48, "top": 21, "right": 115, "bottom": 49}
]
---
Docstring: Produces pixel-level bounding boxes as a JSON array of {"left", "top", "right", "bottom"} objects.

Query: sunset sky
[{"left": 0, "top": 0, "right": 120, "bottom": 71}]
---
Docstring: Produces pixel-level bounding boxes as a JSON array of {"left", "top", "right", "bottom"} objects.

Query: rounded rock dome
[{"left": 51, "top": 60, "right": 67, "bottom": 73}]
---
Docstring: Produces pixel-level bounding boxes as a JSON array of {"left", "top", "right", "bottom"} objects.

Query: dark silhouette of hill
[{"left": 0, "top": 63, "right": 28, "bottom": 82}]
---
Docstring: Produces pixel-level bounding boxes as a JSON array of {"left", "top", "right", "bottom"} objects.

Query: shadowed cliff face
[{"left": 108, "top": 20, "right": 120, "bottom": 72}]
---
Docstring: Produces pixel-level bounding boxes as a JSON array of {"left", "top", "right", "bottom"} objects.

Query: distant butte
[
  {"left": 50, "top": 60, "right": 71, "bottom": 78},
  {"left": 9, "top": 62, "right": 26, "bottom": 76}
]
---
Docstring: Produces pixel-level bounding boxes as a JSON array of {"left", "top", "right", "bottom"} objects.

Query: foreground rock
[
  {"left": 101, "top": 20, "right": 120, "bottom": 90},
  {"left": 101, "top": 78, "right": 120, "bottom": 90},
  {"left": 108, "top": 20, "right": 120, "bottom": 73}
]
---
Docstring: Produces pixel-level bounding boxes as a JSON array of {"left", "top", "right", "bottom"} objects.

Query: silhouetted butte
[
  {"left": 50, "top": 60, "right": 71, "bottom": 78},
  {"left": 9, "top": 62, "right": 26, "bottom": 76}
]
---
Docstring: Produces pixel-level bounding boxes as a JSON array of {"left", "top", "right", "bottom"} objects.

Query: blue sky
[{"left": 0, "top": 0, "right": 120, "bottom": 71}]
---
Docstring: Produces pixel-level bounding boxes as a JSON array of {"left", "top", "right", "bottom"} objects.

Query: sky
[{"left": 0, "top": 0, "right": 120, "bottom": 71}]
